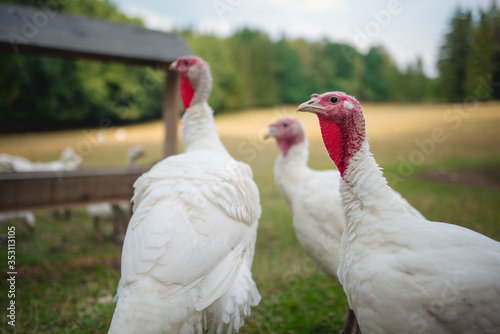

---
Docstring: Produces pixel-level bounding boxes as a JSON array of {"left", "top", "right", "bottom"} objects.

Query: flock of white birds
[
  {"left": 0, "top": 145, "right": 145, "bottom": 242},
  {"left": 107, "top": 56, "right": 500, "bottom": 334},
  {"left": 0, "top": 147, "right": 83, "bottom": 232},
  {"left": 2, "top": 55, "right": 499, "bottom": 334}
]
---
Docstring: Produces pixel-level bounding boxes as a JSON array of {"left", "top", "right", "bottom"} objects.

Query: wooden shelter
[{"left": 0, "top": 3, "right": 191, "bottom": 212}]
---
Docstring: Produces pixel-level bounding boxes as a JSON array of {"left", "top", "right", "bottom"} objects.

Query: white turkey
[
  {"left": 125, "top": 145, "right": 145, "bottom": 168},
  {"left": 0, "top": 147, "right": 82, "bottom": 173},
  {"left": 0, "top": 154, "right": 31, "bottom": 172},
  {"left": 0, "top": 147, "right": 82, "bottom": 227},
  {"left": 108, "top": 56, "right": 261, "bottom": 333},
  {"left": 298, "top": 91, "right": 500, "bottom": 334},
  {"left": 0, "top": 147, "right": 82, "bottom": 220},
  {"left": 265, "top": 117, "right": 423, "bottom": 333},
  {"left": 88, "top": 145, "right": 145, "bottom": 242},
  {"left": 265, "top": 118, "right": 344, "bottom": 277},
  {"left": 0, "top": 211, "right": 35, "bottom": 233}
]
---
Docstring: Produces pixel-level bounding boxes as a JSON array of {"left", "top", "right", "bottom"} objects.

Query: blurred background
[
  {"left": 1, "top": 0, "right": 500, "bottom": 333},
  {"left": 1, "top": 0, "right": 499, "bottom": 132}
]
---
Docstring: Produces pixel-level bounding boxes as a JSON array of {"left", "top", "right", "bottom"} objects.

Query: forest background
[{"left": 0, "top": 0, "right": 499, "bottom": 132}]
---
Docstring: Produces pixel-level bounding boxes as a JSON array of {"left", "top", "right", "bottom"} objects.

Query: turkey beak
[
  {"left": 297, "top": 99, "right": 325, "bottom": 115},
  {"left": 169, "top": 60, "right": 178, "bottom": 71},
  {"left": 264, "top": 126, "right": 276, "bottom": 139}
]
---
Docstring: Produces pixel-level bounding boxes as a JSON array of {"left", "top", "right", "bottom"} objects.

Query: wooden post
[{"left": 163, "top": 68, "right": 180, "bottom": 157}]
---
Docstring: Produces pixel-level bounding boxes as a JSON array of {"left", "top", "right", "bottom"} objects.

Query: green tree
[
  {"left": 362, "top": 46, "right": 396, "bottom": 101},
  {"left": 0, "top": 0, "right": 162, "bottom": 131},
  {"left": 465, "top": 9, "right": 494, "bottom": 100},
  {"left": 273, "top": 38, "right": 306, "bottom": 103},
  {"left": 288, "top": 39, "right": 322, "bottom": 97},
  {"left": 186, "top": 33, "right": 244, "bottom": 112},
  {"left": 490, "top": 1, "right": 500, "bottom": 99},
  {"left": 436, "top": 8, "right": 473, "bottom": 101},
  {"left": 229, "top": 29, "right": 278, "bottom": 108},
  {"left": 321, "top": 43, "right": 351, "bottom": 91},
  {"left": 402, "top": 58, "right": 433, "bottom": 102}
]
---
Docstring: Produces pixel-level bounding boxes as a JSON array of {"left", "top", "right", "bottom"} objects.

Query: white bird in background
[
  {"left": 108, "top": 56, "right": 261, "bottom": 333},
  {"left": 0, "top": 154, "right": 31, "bottom": 172},
  {"left": 265, "top": 118, "right": 344, "bottom": 278},
  {"left": 125, "top": 145, "right": 145, "bottom": 168},
  {"left": 265, "top": 117, "right": 424, "bottom": 333},
  {"left": 87, "top": 145, "right": 145, "bottom": 243},
  {"left": 0, "top": 147, "right": 82, "bottom": 173},
  {"left": 0, "top": 155, "right": 37, "bottom": 232},
  {"left": 0, "top": 211, "right": 35, "bottom": 233},
  {"left": 0, "top": 147, "right": 82, "bottom": 228},
  {"left": 298, "top": 91, "right": 500, "bottom": 334}
]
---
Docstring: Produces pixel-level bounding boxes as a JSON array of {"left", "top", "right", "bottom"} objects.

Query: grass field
[{"left": 1, "top": 101, "right": 500, "bottom": 333}]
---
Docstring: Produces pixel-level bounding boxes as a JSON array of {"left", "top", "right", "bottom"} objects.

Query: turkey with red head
[
  {"left": 298, "top": 91, "right": 500, "bottom": 334},
  {"left": 266, "top": 117, "right": 423, "bottom": 333},
  {"left": 108, "top": 56, "right": 261, "bottom": 334}
]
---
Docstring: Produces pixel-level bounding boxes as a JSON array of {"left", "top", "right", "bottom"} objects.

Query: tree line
[
  {"left": 185, "top": 29, "right": 432, "bottom": 113},
  {"left": 0, "top": 0, "right": 164, "bottom": 132},
  {"left": 437, "top": 2, "right": 500, "bottom": 102},
  {"left": 0, "top": 0, "right": 498, "bottom": 132}
]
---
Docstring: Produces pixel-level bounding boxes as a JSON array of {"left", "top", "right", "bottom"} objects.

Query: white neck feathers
[
  {"left": 339, "top": 141, "right": 401, "bottom": 233},
  {"left": 181, "top": 102, "right": 227, "bottom": 153},
  {"left": 274, "top": 139, "right": 311, "bottom": 203},
  {"left": 275, "top": 138, "right": 309, "bottom": 173},
  {"left": 190, "top": 70, "right": 212, "bottom": 107}
]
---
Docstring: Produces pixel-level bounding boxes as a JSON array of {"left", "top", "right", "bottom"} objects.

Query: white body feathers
[
  {"left": 273, "top": 134, "right": 424, "bottom": 280},
  {"left": 108, "top": 103, "right": 261, "bottom": 333},
  {"left": 273, "top": 137, "right": 343, "bottom": 277},
  {"left": 338, "top": 141, "right": 500, "bottom": 334}
]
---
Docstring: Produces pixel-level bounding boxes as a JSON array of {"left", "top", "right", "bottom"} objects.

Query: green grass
[{"left": 1, "top": 102, "right": 500, "bottom": 333}]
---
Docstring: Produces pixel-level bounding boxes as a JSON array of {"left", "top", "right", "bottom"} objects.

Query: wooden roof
[{"left": 0, "top": 3, "right": 191, "bottom": 66}]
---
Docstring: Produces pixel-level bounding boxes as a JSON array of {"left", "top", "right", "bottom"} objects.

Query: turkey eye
[
  {"left": 283, "top": 123, "right": 288, "bottom": 128},
  {"left": 329, "top": 96, "right": 339, "bottom": 104},
  {"left": 184, "top": 60, "right": 189, "bottom": 66}
]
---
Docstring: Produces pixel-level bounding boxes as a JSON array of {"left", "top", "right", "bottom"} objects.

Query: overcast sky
[{"left": 110, "top": 0, "right": 494, "bottom": 77}]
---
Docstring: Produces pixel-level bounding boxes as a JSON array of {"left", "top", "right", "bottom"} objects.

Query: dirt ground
[{"left": 419, "top": 168, "right": 500, "bottom": 189}]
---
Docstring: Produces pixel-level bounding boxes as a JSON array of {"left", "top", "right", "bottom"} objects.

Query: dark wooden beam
[
  {"left": 0, "top": 168, "right": 149, "bottom": 213},
  {"left": 0, "top": 3, "right": 191, "bottom": 66}
]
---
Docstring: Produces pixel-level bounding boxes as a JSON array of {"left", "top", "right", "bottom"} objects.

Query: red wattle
[
  {"left": 276, "top": 138, "right": 293, "bottom": 157},
  {"left": 179, "top": 75, "right": 195, "bottom": 109},
  {"left": 317, "top": 116, "right": 347, "bottom": 177}
]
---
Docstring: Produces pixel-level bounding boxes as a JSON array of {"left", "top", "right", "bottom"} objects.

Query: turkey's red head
[
  {"left": 170, "top": 56, "right": 212, "bottom": 109},
  {"left": 265, "top": 118, "right": 305, "bottom": 157},
  {"left": 297, "top": 92, "right": 366, "bottom": 178}
]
